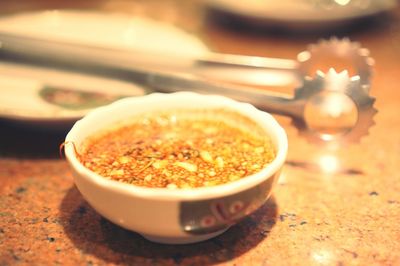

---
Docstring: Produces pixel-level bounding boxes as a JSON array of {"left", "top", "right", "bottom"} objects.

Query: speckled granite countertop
[{"left": 1, "top": 1, "right": 400, "bottom": 265}]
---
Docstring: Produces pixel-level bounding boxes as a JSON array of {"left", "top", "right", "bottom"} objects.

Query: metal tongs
[{"left": 0, "top": 34, "right": 376, "bottom": 144}]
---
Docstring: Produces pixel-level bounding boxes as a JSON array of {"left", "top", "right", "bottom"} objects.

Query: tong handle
[
  {"left": 146, "top": 71, "right": 302, "bottom": 118},
  {"left": 0, "top": 33, "right": 298, "bottom": 78},
  {"left": 198, "top": 52, "right": 298, "bottom": 71}
]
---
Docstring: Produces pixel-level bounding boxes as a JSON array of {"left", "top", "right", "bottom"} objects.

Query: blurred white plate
[
  {"left": 0, "top": 62, "right": 145, "bottom": 128},
  {"left": 0, "top": 10, "right": 210, "bottom": 127},
  {"left": 205, "top": 0, "right": 397, "bottom": 27},
  {"left": 0, "top": 10, "right": 208, "bottom": 58}
]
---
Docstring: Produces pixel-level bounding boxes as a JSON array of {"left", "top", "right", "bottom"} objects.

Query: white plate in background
[
  {"left": 0, "top": 62, "right": 145, "bottom": 127},
  {"left": 0, "top": 10, "right": 208, "bottom": 127},
  {"left": 205, "top": 0, "right": 397, "bottom": 27},
  {"left": 0, "top": 10, "right": 208, "bottom": 58}
]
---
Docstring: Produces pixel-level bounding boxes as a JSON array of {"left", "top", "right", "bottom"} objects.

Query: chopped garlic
[{"left": 175, "top": 162, "right": 197, "bottom": 172}]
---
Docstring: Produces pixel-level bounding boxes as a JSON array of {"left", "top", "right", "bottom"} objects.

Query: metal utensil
[
  {"left": 0, "top": 35, "right": 376, "bottom": 143},
  {"left": 0, "top": 34, "right": 373, "bottom": 86},
  {"left": 200, "top": 38, "right": 374, "bottom": 87}
]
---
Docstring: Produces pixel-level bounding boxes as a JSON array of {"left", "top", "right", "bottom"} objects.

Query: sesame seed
[
  {"left": 200, "top": 151, "right": 213, "bottom": 163},
  {"left": 144, "top": 174, "right": 153, "bottom": 181},
  {"left": 215, "top": 157, "right": 224, "bottom": 168},
  {"left": 118, "top": 156, "right": 130, "bottom": 164},
  {"left": 175, "top": 162, "right": 197, "bottom": 172}
]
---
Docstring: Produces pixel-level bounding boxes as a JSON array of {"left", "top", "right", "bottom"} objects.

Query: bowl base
[{"left": 141, "top": 227, "right": 230, "bottom": 244}]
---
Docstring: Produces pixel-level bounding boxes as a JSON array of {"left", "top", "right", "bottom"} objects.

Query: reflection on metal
[
  {"left": 304, "top": 91, "right": 358, "bottom": 137},
  {"left": 335, "top": 0, "right": 352, "bottom": 6},
  {"left": 297, "top": 38, "right": 374, "bottom": 88},
  {"left": 293, "top": 69, "right": 376, "bottom": 144},
  {"left": 318, "top": 154, "right": 340, "bottom": 174},
  {"left": 311, "top": 249, "right": 334, "bottom": 265},
  {"left": 286, "top": 160, "right": 364, "bottom": 175}
]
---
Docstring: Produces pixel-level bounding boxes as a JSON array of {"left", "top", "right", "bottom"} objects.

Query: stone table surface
[{"left": 0, "top": 1, "right": 399, "bottom": 265}]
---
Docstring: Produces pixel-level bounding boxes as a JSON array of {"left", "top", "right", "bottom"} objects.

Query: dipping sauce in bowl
[
  {"left": 64, "top": 92, "right": 287, "bottom": 244},
  {"left": 79, "top": 108, "right": 276, "bottom": 189}
]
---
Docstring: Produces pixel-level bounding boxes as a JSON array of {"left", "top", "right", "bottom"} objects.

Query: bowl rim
[{"left": 64, "top": 92, "right": 288, "bottom": 201}]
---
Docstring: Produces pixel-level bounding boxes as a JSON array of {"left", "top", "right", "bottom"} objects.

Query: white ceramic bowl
[{"left": 64, "top": 92, "right": 288, "bottom": 244}]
